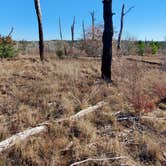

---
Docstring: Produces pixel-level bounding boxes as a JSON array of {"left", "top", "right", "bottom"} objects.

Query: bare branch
[
  {"left": 124, "top": 6, "right": 134, "bottom": 15},
  {"left": 7, "top": 27, "right": 14, "bottom": 37}
]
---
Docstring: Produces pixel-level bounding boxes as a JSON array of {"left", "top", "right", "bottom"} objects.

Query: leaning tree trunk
[
  {"left": 117, "top": 4, "right": 125, "bottom": 50},
  {"left": 101, "top": 0, "right": 113, "bottom": 81},
  {"left": 34, "top": 0, "right": 44, "bottom": 61}
]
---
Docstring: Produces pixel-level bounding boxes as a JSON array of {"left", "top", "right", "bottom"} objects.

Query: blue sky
[{"left": 0, "top": 0, "right": 165, "bottom": 41}]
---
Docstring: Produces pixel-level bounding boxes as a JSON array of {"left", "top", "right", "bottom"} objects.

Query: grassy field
[{"left": 0, "top": 54, "right": 166, "bottom": 166}]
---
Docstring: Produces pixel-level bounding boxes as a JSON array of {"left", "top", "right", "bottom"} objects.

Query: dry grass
[{"left": 0, "top": 54, "right": 166, "bottom": 166}]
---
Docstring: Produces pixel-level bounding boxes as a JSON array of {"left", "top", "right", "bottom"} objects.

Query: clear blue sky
[{"left": 0, "top": 0, "right": 165, "bottom": 41}]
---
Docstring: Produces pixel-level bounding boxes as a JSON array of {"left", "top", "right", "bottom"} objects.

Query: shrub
[
  {"left": 131, "top": 94, "right": 155, "bottom": 113},
  {"left": 137, "top": 40, "right": 145, "bottom": 56},
  {"left": 150, "top": 41, "right": 160, "bottom": 55},
  {"left": 0, "top": 35, "right": 17, "bottom": 58},
  {"left": 56, "top": 49, "right": 63, "bottom": 59}
]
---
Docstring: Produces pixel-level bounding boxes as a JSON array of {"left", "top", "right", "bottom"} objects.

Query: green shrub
[
  {"left": 56, "top": 49, "right": 63, "bottom": 59},
  {"left": 137, "top": 40, "right": 145, "bottom": 56},
  {"left": 0, "top": 35, "right": 17, "bottom": 58},
  {"left": 150, "top": 41, "right": 160, "bottom": 55}
]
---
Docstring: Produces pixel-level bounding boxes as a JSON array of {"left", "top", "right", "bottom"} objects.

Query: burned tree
[
  {"left": 101, "top": 0, "right": 113, "bottom": 81},
  {"left": 90, "top": 11, "right": 95, "bottom": 40},
  {"left": 82, "top": 20, "right": 86, "bottom": 42},
  {"left": 34, "top": 0, "right": 44, "bottom": 61},
  {"left": 71, "top": 16, "right": 76, "bottom": 44},
  {"left": 59, "top": 17, "right": 67, "bottom": 55},
  {"left": 117, "top": 4, "right": 134, "bottom": 50},
  {"left": 59, "top": 17, "right": 63, "bottom": 41}
]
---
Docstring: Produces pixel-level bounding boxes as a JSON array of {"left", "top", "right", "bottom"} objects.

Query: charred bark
[
  {"left": 82, "top": 20, "right": 86, "bottom": 42},
  {"left": 71, "top": 16, "right": 75, "bottom": 45},
  {"left": 59, "top": 17, "right": 63, "bottom": 41},
  {"left": 59, "top": 17, "right": 67, "bottom": 55},
  {"left": 117, "top": 4, "right": 125, "bottom": 50},
  {"left": 101, "top": 0, "right": 113, "bottom": 81},
  {"left": 34, "top": 0, "right": 44, "bottom": 61},
  {"left": 90, "top": 11, "right": 95, "bottom": 40},
  {"left": 117, "top": 4, "right": 134, "bottom": 50}
]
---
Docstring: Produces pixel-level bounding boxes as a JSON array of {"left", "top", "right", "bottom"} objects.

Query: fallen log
[
  {"left": 0, "top": 101, "right": 106, "bottom": 153},
  {"left": 126, "top": 57, "right": 162, "bottom": 66}
]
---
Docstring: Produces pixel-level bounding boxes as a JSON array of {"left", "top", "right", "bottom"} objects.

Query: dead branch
[
  {"left": 70, "top": 156, "right": 129, "bottom": 166},
  {"left": 0, "top": 101, "right": 106, "bottom": 153},
  {"left": 0, "top": 126, "right": 46, "bottom": 153},
  {"left": 7, "top": 27, "right": 14, "bottom": 37},
  {"left": 124, "top": 6, "right": 135, "bottom": 15}
]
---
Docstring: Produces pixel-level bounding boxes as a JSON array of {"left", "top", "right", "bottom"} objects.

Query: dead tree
[
  {"left": 59, "top": 17, "right": 63, "bottom": 41},
  {"left": 101, "top": 0, "right": 114, "bottom": 81},
  {"left": 82, "top": 20, "right": 86, "bottom": 42},
  {"left": 71, "top": 16, "right": 75, "bottom": 45},
  {"left": 34, "top": 0, "right": 44, "bottom": 61},
  {"left": 7, "top": 27, "right": 14, "bottom": 37},
  {"left": 117, "top": 4, "right": 134, "bottom": 50},
  {"left": 59, "top": 17, "right": 67, "bottom": 55},
  {"left": 90, "top": 11, "right": 95, "bottom": 40}
]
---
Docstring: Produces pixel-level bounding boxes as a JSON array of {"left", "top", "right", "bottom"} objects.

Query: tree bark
[
  {"left": 101, "top": 0, "right": 113, "bottom": 81},
  {"left": 34, "top": 0, "right": 44, "bottom": 61},
  {"left": 117, "top": 4, "right": 125, "bottom": 50}
]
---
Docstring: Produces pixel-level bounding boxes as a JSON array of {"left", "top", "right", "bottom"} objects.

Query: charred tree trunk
[
  {"left": 59, "top": 17, "right": 63, "bottom": 41},
  {"left": 101, "top": 0, "right": 113, "bottom": 81},
  {"left": 59, "top": 17, "right": 67, "bottom": 55},
  {"left": 82, "top": 20, "right": 86, "bottom": 42},
  {"left": 71, "top": 16, "right": 75, "bottom": 45},
  {"left": 34, "top": 0, "right": 44, "bottom": 61},
  {"left": 117, "top": 4, "right": 134, "bottom": 51},
  {"left": 117, "top": 4, "right": 125, "bottom": 50},
  {"left": 90, "top": 11, "right": 95, "bottom": 40}
]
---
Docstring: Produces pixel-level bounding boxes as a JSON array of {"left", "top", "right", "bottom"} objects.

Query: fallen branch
[
  {"left": 141, "top": 116, "right": 166, "bottom": 121},
  {"left": 70, "top": 156, "right": 128, "bottom": 166},
  {"left": 0, "top": 101, "right": 106, "bottom": 153}
]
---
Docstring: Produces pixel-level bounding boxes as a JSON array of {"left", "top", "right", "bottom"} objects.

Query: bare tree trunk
[
  {"left": 101, "top": 0, "right": 113, "bottom": 81},
  {"left": 34, "top": 0, "right": 44, "bottom": 61},
  {"left": 117, "top": 4, "right": 125, "bottom": 50},
  {"left": 71, "top": 16, "right": 75, "bottom": 45},
  {"left": 117, "top": 4, "right": 134, "bottom": 51},
  {"left": 82, "top": 20, "right": 86, "bottom": 42},
  {"left": 59, "top": 17, "right": 63, "bottom": 41},
  {"left": 59, "top": 17, "right": 67, "bottom": 55},
  {"left": 90, "top": 11, "right": 95, "bottom": 40}
]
